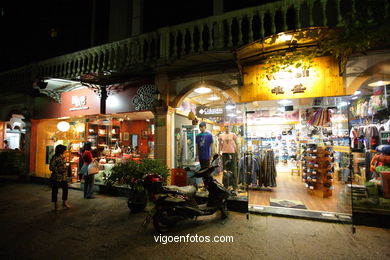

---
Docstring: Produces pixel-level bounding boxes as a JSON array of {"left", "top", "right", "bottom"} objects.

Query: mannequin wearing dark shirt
[{"left": 196, "top": 122, "right": 214, "bottom": 168}]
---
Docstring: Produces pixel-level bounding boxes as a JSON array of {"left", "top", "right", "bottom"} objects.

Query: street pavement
[{"left": 0, "top": 182, "right": 389, "bottom": 260}]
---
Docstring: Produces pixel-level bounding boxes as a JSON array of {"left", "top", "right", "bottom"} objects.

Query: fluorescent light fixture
[
  {"left": 368, "top": 80, "right": 390, "bottom": 87},
  {"left": 226, "top": 104, "right": 235, "bottom": 110},
  {"left": 107, "top": 95, "right": 120, "bottom": 108},
  {"left": 228, "top": 113, "right": 236, "bottom": 117},
  {"left": 279, "top": 33, "right": 292, "bottom": 41},
  {"left": 194, "top": 87, "right": 211, "bottom": 94},
  {"left": 353, "top": 90, "right": 361, "bottom": 95},
  {"left": 352, "top": 96, "right": 358, "bottom": 100},
  {"left": 277, "top": 107, "right": 284, "bottom": 112},
  {"left": 277, "top": 100, "right": 292, "bottom": 105},
  {"left": 207, "top": 96, "right": 220, "bottom": 101}
]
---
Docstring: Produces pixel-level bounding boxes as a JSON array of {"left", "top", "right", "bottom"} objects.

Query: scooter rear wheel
[{"left": 153, "top": 210, "right": 175, "bottom": 233}]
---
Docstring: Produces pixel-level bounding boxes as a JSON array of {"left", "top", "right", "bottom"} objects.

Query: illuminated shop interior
[{"left": 34, "top": 111, "right": 154, "bottom": 184}]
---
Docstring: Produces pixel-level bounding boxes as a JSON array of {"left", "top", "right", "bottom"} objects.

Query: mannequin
[
  {"left": 196, "top": 122, "right": 214, "bottom": 168},
  {"left": 218, "top": 124, "right": 239, "bottom": 190}
]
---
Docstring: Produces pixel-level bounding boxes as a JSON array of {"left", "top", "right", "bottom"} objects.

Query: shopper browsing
[{"left": 79, "top": 142, "right": 96, "bottom": 199}]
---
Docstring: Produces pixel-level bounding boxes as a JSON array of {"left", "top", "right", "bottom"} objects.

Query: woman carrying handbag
[
  {"left": 49, "top": 144, "right": 71, "bottom": 210},
  {"left": 79, "top": 142, "right": 97, "bottom": 199}
]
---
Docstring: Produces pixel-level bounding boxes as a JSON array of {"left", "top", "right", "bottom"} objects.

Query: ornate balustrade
[{"left": 0, "top": 0, "right": 388, "bottom": 90}]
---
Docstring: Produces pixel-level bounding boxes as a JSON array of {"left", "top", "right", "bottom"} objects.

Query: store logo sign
[
  {"left": 267, "top": 69, "right": 310, "bottom": 95},
  {"left": 70, "top": 96, "right": 89, "bottom": 111},
  {"left": 196, "top": 106, "right": 224, "bottom": 118}
]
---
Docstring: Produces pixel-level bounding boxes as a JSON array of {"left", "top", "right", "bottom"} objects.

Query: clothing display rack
[{"left": 238, "top": 149, "right": 277, "bottom": 188}]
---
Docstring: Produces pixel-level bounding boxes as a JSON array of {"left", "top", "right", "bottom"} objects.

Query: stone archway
[
  {"left": 346, "top": 57, "right": 390, "bottom": 95},
  {"left": 172, "top": 79, "right": 240, "bottom": 108}
]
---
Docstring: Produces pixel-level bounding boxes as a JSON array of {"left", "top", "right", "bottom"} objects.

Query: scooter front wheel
[
  {"left": 220, "top": 200, "right": 228, "bottom": 219},
  {"left": 153, "top": 210, "right": 175, "bottom": 233}
]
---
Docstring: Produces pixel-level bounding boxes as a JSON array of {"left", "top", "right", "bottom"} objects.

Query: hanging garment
[
  {"left": 364, "top": 125, "right": 380, "bottom": 150},
  {"left": 350, "top": 127, "right": 358, "bottom": 149},
  {"left": 238, "top": 154, "right": 259, "bottom": 185},
  {"left": 258, "top": 150, "right": 277, "bottom": 187}
]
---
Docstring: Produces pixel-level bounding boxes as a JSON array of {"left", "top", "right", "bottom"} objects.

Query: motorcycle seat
[{"left": 164, "top": 185, "right": 196, "bottom": 196}]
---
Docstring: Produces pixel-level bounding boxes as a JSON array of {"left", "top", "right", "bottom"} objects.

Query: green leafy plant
[
  {"left": 105, "top": 158, "right": 169, "bottom": 187},
  {"left": 104, "top": 158, "right": 170, "bottom": 213},
  {"left": 264, "top": 11, "right": 390, "bottom": 75}
]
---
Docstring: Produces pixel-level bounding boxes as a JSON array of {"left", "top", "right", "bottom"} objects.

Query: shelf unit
[{"left": 302, "top": 144, "right": 334, "bottom": 198}]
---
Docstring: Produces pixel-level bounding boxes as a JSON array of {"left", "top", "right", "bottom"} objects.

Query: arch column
[{"left": 153, "top": 106, "right": 174, "bottom": 170}]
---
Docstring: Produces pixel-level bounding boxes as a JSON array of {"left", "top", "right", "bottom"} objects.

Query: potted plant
[{"left": 105, "top": 158, "right": 169, "bottom": 213}]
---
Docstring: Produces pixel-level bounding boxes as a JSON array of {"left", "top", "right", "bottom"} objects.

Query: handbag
[{"left": 88, "top": 161, "right": 100, "bottom": 175}]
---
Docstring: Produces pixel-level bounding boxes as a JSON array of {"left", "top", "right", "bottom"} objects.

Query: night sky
[{"left": 0, "top": 0, "right": 277, "bottom": 72}]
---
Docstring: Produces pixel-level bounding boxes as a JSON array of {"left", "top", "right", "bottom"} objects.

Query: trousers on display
[{"left": 222, "top": 153, "right": 237, "bottom": 189}]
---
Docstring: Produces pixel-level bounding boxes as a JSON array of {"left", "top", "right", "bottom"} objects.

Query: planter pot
[{"left": 127, "top": 185, "right": 147, "bottom": 213}]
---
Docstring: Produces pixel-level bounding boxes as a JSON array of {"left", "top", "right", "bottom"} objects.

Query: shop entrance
[
  {"left": 240, "top": 97, "right": 352, "bottom": 217},
  {"left": 174, "top": 83, "right": 353, "bottom": 219}
]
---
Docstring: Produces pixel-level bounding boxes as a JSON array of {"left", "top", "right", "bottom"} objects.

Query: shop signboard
[
  {"left": 240, "top": 56, "right": 344, "bottom": 102},
  {"left": 196, "top": 106, "right": 225, "bottom": 118}
]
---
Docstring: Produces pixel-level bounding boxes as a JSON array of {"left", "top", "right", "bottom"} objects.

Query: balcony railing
[{"left": 0, "top": 0, "right": 388, "bottom": 90}]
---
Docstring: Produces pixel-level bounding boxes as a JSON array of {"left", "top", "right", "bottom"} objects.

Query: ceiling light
[
  {"left": 228, "top": 113, "right": 236, "bottom": 117},
  {"left": 207, "top": 96, "right": 220, "bottom": 101},
  {"left": 353, "top": 90, "right": 361, "bottom": 95},
  {"left": 76, "top": 123, "right": 85, "bottom": 132},
  {"left": 368, "top": 80, "right": 390, "bottom": 87},
  {"left": 57, "top": 121, "right": 70, "bottom": 132},
  {"left": 194, "top": 87, "right": 212, "bottom": 94},
  {"left": 277, "top": 100, "right": 292, "bottom": 105},
  {"left": 352, "top": 96, "right": 358, "bottom": 100}
]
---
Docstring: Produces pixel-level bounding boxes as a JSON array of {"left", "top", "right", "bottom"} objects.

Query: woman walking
[{"left": 49, "top": 144, "right": 71, "bottom": 211}]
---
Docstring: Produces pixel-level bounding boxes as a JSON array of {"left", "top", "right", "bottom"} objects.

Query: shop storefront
[
  {"left": 30, "top": 83, "right": 155, "bottom": 185},
  {"left": 342, "top": 51, "right": 390, "bottom": 226},
  {"left": 169, "top": 31, "right": 357, "bottom": 221}
]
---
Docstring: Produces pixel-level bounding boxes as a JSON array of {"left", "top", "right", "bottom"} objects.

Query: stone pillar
[
  {"left": 109, "top": 0, "right": 131, "bottom": 42},
  {"left": 153, "top": 73, "right": 174, "bottom": 169},
  {"left": 153, "top": 106, "right": 174, "bottom": 168},
  {"left": 131, "top": 0, "right": 143, "bottom": 36},
  {"left": 213, "top": 0, "right": 224, "bottom": 15}
]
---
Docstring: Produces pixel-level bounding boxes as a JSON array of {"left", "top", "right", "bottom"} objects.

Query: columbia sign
[{"left": 196, "top": 106, "right": 224, "bottom": 118}]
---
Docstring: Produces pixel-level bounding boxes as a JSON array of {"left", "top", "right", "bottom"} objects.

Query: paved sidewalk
[{"left": 0, "top": 182, "right": 389, "bottom": 260}]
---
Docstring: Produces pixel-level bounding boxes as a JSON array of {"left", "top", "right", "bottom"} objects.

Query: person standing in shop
[
  {"left": 196, "top": 122, "right": 214, "bottom": 168},
  {"left": 49, "top": 144, "right": 71, "bottom": 211},
  {"left": 218, "top": 124, "right": 239, "bottom": 191}
]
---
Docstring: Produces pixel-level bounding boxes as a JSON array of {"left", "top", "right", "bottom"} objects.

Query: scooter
[{"left": 142, "top": 154, "right": 229, "bottom": 233}]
